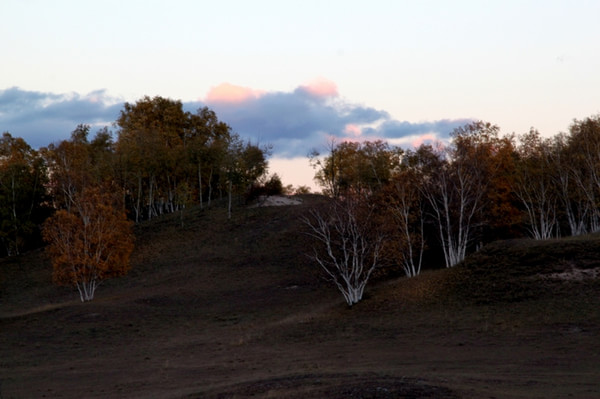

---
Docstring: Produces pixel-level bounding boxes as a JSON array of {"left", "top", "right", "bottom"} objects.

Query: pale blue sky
[{"left": 1, "top": 0, "right": 599, "bottom": 188}]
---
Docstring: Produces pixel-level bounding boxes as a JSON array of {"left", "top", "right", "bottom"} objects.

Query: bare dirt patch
[
  {"left": 250, "top": 195, "right": 303, "bottom": 207},
  {"left": 539, "top": 266, "right": 600, "bottom": 281}
]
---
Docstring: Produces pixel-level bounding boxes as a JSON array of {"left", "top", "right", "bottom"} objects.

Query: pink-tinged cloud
[
  {"left": 205, "top": 83, "right": 264, "bottom": 104},
  {"left": 298, "top": 77, "right": 338, "bottom": 98},
  {"left": 411, "top": 133, "right": 438, "bottom": 147},
  {"left": 344, "top": 123, "right": 362, "bottom": 137},
  {"left": 190, "top": 81, "right": 470, "bottom": 157}
]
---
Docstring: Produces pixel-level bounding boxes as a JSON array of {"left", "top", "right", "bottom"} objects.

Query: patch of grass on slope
[
  {"left": 0, "top": 195, "right": 327, "bottom": 314},
  {"left": 445, "top": 235, "right": 600, "bottom": 304}
]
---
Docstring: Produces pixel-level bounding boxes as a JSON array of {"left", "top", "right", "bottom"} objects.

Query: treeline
[
  {"left": 0, "top": 96, "right": 274, "bottom": 258},
  {"left": 309, "top": 116, "right": 600, "bottom": 288}
]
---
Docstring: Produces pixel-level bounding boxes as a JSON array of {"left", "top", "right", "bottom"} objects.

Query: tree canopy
[
  {"left": 1, "top": 95, "right": 274, "bottom": 301},
  {"left": 2, "top": 96, "right": 600, "bottom": 303},
  {"left": 310, "top": 116, "right": 600, "bottom": 281},
  {"left": 42, "top": 186, "right": 134, "bottom": 302},
  {"left": 0, "top": 132, "right": 49, "bottom": 256}
]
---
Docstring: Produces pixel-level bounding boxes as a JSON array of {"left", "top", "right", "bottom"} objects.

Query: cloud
[
  {"left": 0, "top": 87, "right": 123, "bottom": 148},
  {"left": 361, "top": 118, "right": 475, "bottom": 146},
  {"left": 205, "top": 83, "right": 263, "bottom": 104},
  {"left": 196, "top": 80, "right": 389, "bottom": 157},
  {"left": 296, "top": 77, "right": 339, "bottom": 98},
  {"left": 344, "top": 123, "right": 362, "bottom": 137},
  {"left": 198, "top": 80, "right": 472, "bottom": 157},
  {"left": 1, "top": 82, "right": 473, "bottom": 159}
]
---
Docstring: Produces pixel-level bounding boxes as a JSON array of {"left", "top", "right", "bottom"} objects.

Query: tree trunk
[
  {"left": 208, "top": 167, "right": 214, "bottom": 208},
  {"left": 76, "top": 279, "right": 97, "bottom": 302},
  {"left": 228, "top": 179, "right": 232, "bottom": 219},
  {"left": 134, "top": 175, "right": 142, "bottom": 223},
  {"left": 10, "top": 174, "right": 19, "bottom": 256},
  {"left": 198, "top": 163, "right": 203, "bottom": 209}
]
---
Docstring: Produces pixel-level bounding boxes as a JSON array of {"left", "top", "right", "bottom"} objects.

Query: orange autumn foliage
[{"left": 42, "top": 186, "right": 134, "bottom": 302}]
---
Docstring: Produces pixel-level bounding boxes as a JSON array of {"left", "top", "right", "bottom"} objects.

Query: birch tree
[
  {"left": 311, "top": 140, "right": 399, "bottom": 198},
  {"left": 384, "top": 154, "right": 426, "bottom": 277},
  {"left": 514, "top": 129, "right": 558, "bottom": 239},
  {"left": 310, "top": 139, "right": 341, "bottom": 198},
  {"left": 549, "top": 133, "right": 590, "bottom": 236},
  {"left": 303, "top": 197, "right": 384, "bottom": 306},
  {"left": 42, "top": 125, "right": 93, "bottom": 211},
  {"left": 116, "top": 97, "right": 245, "bottom": 221},
  {"left": 223, "top": 135, "right": 268, "bottom": 218},
  {"left": 116, "top": 96, "right": 188, "bottom": 220},
  {"left": 42, "top": 186, "right": 134, "bottom": 302},
  {"left": 420, "top": 146, "right": 480, "bottom": 267},
  {"left": 419, "top": 122, "right": 499, "bottom": 267},
  {"left": 185, "top": 107, "right": 231, "bottom": 209},
  {"left": 565, "top": 116, "right": 600, "bottom": 233}
]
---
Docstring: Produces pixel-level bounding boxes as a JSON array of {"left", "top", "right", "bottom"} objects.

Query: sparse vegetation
[
  {"left": 2, "top": 102, "right": 600, "bottom": 397},
  {"left": 1, "top": 198, "right": 599, "bottom": 398}
]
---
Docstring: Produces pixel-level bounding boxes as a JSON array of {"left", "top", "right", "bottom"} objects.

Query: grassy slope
[{"left": 1, "top": 195, "right": 599, "bottom": 398}]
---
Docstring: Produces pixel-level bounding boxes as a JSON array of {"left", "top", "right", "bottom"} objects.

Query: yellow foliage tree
[{"left": 42, "top": 186, "right": 134, "bottom": 302}]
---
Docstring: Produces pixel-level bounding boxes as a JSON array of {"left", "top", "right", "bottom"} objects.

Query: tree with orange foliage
[{"left": 42, "top": 186, "right": 134, "bottom": 302}]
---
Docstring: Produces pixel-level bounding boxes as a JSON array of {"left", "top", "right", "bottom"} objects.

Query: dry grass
[{"left": 1, "top": 195, "right": 599, "bottom": 398}]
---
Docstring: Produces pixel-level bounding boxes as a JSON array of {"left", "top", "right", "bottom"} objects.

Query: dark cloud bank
[
  {"left": 0, "top": 86, "right": 472, "bottom": 157},
  {"left": 0, "top": 87, "right": 123, "bottom": 148}
]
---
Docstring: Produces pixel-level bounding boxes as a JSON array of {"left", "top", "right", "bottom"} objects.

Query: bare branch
[{"left": 303, "top": 198, "right": 383, "bottom": 306}]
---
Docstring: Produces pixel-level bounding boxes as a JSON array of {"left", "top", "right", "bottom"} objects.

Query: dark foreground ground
[{"left": 1, "top": 197, "right": 599, "bottom": 398}]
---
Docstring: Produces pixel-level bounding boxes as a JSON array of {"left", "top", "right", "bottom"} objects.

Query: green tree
[
  {"left": 116, "top": 96, "right": 188, "bottom": 221},
  {"left": 223, "top": 135, "right": 269, "bottom": 218},
  {"left": 185, "top": 107, "right": 231, "bottom": 208},
  {"left": 311, "top": 140, "right": 400, "bottom": 198},
  {"left": 116, "top": 98, "right": 244, "bottom": 221}
]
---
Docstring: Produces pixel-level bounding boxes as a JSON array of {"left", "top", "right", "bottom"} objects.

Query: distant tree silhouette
[{"left": 0, "top": 133, "right": 49, "bottom": 256}]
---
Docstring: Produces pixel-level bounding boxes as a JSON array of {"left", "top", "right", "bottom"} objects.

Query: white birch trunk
[{"left": 304, "top": 199, "right": 382, "bottom": 306}]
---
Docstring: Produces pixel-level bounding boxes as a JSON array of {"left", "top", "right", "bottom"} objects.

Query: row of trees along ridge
[
  {"left": 306, "top": 117, "right": 600, "bottom": 305},
  {"left": 1, "top": 96, "right": 272, "bottom": 300},
  {"left": 3, "top": 103, "right": 600, "bottom": 303}
]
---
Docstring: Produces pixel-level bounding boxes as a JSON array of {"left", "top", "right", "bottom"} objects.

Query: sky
[{"left": 1, "top": 0, "right": 599, "bottom": 190}]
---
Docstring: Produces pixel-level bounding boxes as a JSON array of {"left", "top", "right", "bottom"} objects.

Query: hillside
[{"left": 1, "top": 195, "right": 599, "bottom": 398}]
